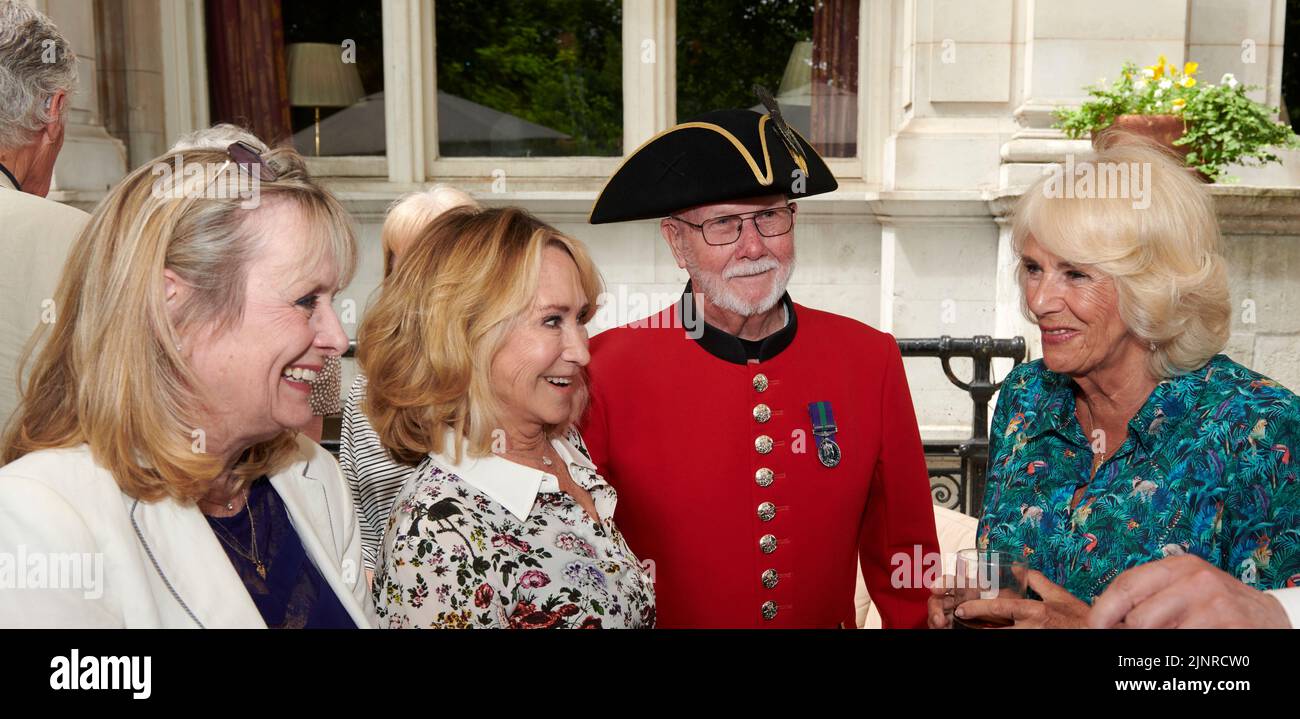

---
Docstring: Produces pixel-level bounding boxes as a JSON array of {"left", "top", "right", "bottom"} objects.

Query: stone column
[
  {"left": 37, "top": 0, "right": 127, "bottom": 209},
  {"left": 96, "top": 0, "right": 167, "bottom": 168},
  {"left": 621, "top": 0, "right": 675, "bottom": 153},
  {"left": 999, "top": 0, "right": 1187, "bottom": 190}
]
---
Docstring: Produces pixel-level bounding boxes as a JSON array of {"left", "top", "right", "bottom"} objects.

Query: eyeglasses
[{"left": 670, "top": 205, "right": 795, "bottom": 246}]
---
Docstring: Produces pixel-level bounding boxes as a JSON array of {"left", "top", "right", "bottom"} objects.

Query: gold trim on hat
[{"left": 588, "top": 114, "right": 809, "bottom": 223}]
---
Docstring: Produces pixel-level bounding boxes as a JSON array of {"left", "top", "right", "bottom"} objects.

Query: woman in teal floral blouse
[{"left": 929, "top": 138, "right": 1300, "bottom": 629}]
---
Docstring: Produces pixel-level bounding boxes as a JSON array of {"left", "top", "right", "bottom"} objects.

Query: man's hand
[
  {"left": 1088, "top": 555, "right": 1292, "bottom": 629},
  {"left": 953, "top": 570, "right": 1090, "bottom": 629}
]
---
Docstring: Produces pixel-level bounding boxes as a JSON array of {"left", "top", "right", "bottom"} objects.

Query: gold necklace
[
  {"left": 1077, "top": 401, "right": 1109, "bottom": 482},
  {"left": 209, "top": 491, "right": 267, "bottom": 579}
]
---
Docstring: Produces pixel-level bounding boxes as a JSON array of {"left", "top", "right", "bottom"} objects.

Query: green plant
[{"left": 1054, "top": 56, "right": 1300, "bottom": 182}]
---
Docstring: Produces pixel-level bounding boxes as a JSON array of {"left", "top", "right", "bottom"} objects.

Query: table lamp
[{"left": 287, "top": 42, "right": 365, "bottom": 156}]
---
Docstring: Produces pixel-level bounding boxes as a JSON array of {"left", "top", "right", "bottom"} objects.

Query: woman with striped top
[{"left": 340, "top": 185, "right": 478, "bottom": 579}]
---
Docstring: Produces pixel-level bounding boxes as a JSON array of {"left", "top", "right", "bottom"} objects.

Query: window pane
[
  {"left": 435, "top": 0, "right": 623, "bottom": 157},
  {"left": 283, "top": 0, "right": 386, "bottom": 156},
  {"left": 676, "top": 0, "right": 858, "bottom": 158}
]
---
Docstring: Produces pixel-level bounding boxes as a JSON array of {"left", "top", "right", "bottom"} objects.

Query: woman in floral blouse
[
  {"left": 929, "top": 137, "right": 1300, "bottom": 629},
  {"left": 355, "top": 206, "right": 654, "bottom": 628}
]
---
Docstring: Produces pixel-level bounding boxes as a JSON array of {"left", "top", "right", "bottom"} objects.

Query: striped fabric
[{"left": 339, "top": 374, "right": 415, "bottom": 571}]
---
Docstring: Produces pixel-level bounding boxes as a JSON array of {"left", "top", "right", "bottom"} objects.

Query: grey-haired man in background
[{"left": 0, "top": 0, "right": 88, "bottom": 427}]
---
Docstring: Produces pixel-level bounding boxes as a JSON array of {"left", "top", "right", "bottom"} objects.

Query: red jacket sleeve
[{"left": 858, "top": 338, "right": 939, "bottom": 628}]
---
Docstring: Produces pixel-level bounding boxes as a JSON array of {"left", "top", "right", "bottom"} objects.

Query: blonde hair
[
  {"left": 381, "top": 184, "right": 478, "bottom": 277},
  {"left": 1012, "top": 137, "right": 1229, "bottom": 378},
  {"left": 358, "top": 206, "right": 602, "bottom": 465},
  {"left": 2, "top": 144, "right": 357, "bottom": 503},
  {"left": 168, "top": 122, "right": 270, "bottom": 154}
]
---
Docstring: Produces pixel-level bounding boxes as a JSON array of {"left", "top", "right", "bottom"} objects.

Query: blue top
[
  {"left": 207, "top": 476, "right": 356, "bottom": 629},
  {"left": 979, "top": 354, "right": 1300, "bottom": 601}
]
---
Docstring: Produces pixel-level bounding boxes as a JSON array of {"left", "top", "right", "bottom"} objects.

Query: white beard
[{"left": 686, "top": 254, "right": 795, "bottom": 317}]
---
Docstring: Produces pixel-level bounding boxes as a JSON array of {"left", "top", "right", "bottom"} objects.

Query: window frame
[{"left": 175, "top": 0, "right": 883, "bottom": 190}]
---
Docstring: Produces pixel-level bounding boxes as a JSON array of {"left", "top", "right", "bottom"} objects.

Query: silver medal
[{"left": 818, "top": 438, "right": 842, "bottom": 468}]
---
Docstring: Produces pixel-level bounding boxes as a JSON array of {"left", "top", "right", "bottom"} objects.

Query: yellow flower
[
  {"left": 1145, "top": 54, "right": 1168, "bottom": 79},
  {"left": 1183, "top": 61, "right": 1199, "bottom": 77},
  {"left": 1180, "top": 76, "right": 1196, "bottom": 88},
  {"left": 1172, "top": 98, "right": 1187, "bottom": 109}
]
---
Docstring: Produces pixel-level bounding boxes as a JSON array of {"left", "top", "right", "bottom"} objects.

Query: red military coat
[{"left": 580, "top": 291, "right": 939, "bottom": 628}]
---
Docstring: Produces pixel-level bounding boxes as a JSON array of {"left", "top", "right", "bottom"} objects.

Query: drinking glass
[{"left": 950, "top": 548, "right": 1028, "bottom": 629}]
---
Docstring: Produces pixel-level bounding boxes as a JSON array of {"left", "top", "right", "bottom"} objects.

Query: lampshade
[
  {"left": 777, "top": 40, "right": 813, "bottom": 106},
  {"left": 287, "top": 42, "right": 365, "bottom": 108}
]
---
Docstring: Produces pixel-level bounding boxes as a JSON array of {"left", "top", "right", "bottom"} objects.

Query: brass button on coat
[
  {"left": 761, "top": 600, "right": 778, "bottom": 620},
  {"left": 755, "top": 435, "right": 773, "bottom": 454},
  {"left": 757, "top": 502, "right": 776, "bottom": 522},
  {"left": 761, "top": 569, "right": 779, "bottom": 589},
  {"left": 755, "top": 468, "right": 774, "bottom": 487},
  {"left": 752, "top": 373, "right": 769, "bottom": 392},
  {"left": 753, "top": 403, "right": 771, "bottom": 423},
  {"left": 759, "top": 533, "right": 778, "bottom": 554}
]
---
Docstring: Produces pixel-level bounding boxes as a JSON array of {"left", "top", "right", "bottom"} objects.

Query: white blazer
[
  {"left": 0, "top": 435, "right": 377, "bottom": 628},
  {"left": 0, "top": 173, "right": 88, "bottom": 426}
]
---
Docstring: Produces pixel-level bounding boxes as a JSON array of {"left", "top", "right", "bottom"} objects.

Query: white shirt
[{"left": 1267, "top": 588, "right": 1300, "bottom": 628}]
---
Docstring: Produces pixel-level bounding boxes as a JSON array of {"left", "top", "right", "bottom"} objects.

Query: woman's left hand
[{"left": 954, "top": 570, "right": 1090, "bottom": 629}]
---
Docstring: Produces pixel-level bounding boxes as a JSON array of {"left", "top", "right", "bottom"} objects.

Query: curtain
[
  {"left": 811, "top": 0, "right": 859, "bottom": 158},
  {"left": 205, "top": 0, "right": 292, "bottom": 147}
]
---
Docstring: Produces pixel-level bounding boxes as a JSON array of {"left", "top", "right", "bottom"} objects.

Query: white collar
[{"left": 427, "top": 430, "right": 599, "bottom": 522}]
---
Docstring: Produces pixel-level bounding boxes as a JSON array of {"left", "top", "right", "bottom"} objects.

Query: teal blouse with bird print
[{"left": 978, "top": 354, "right": 1300, "bottom": 602}]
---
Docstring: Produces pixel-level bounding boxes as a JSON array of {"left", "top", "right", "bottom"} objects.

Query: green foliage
[
  {"left": 676, "top": 0, "right": 814, "bottom": 122},
  {"left": 1179, "top": 84, "right": 1300, "bottom": 182},
  {"left": 435, "top": 0, "right": 623, "bottom": 156},
  {"left": 1054, "top": 58, "right": 1300, "bottom": 182}
]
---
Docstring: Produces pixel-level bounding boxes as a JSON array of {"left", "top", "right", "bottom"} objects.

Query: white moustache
[{"left": 724, "top": 258, "right": 780, "bottom": 279}]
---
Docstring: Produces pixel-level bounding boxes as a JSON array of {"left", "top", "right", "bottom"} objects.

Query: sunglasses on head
[{"left": 226, "top": 141, "right": 278, "bottom": 182}]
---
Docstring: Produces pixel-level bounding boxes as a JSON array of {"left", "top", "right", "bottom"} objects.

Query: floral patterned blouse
[
  {"left": 373, "top": 430, "right": 655, "bottom": 628},
  {"left": 979, "top": 354, "right": 1300, "bottom": 601}
]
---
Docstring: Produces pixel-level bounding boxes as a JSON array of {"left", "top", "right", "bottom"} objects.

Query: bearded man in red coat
[{"left": 579, "top": 102, "right": 940, "bottom": 628}]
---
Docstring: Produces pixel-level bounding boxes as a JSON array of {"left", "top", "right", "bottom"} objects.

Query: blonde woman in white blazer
[
  {"left": 0, "top": 435, "right": 371, "bottom": 628},
  {"left": 0, "top": 138, "right": 374, "bottom": 628}
]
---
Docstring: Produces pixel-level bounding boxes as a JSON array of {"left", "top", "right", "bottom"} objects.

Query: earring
[{"left": 1149, "top": 341, "right": 1157, "bottom": 352}]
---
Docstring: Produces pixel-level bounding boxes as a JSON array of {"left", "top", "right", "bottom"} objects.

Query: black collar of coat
[
  {"left": 0, "top": 161, "right": 20, "bottom": 191},
  {"left": 678, "top": 280, "right": 797, "bottom": 365}
]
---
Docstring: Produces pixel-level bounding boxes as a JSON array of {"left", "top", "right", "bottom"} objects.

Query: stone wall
[{"left": 31, "top": 0, "right": 1300, "bottom": 442}]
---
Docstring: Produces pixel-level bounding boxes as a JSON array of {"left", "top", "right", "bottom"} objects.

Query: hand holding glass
[{"left": 950, "top": 548, "right": 1029, "bottom": 629}]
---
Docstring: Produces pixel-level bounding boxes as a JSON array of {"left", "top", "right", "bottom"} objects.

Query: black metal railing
[{"left": 896, "top": 335, "right": 1026, "bottom": 516}]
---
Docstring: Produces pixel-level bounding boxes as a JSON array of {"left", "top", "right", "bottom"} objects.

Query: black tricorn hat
[{"left": 588, "top": 108, "right": 838, "bottom": 224}]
